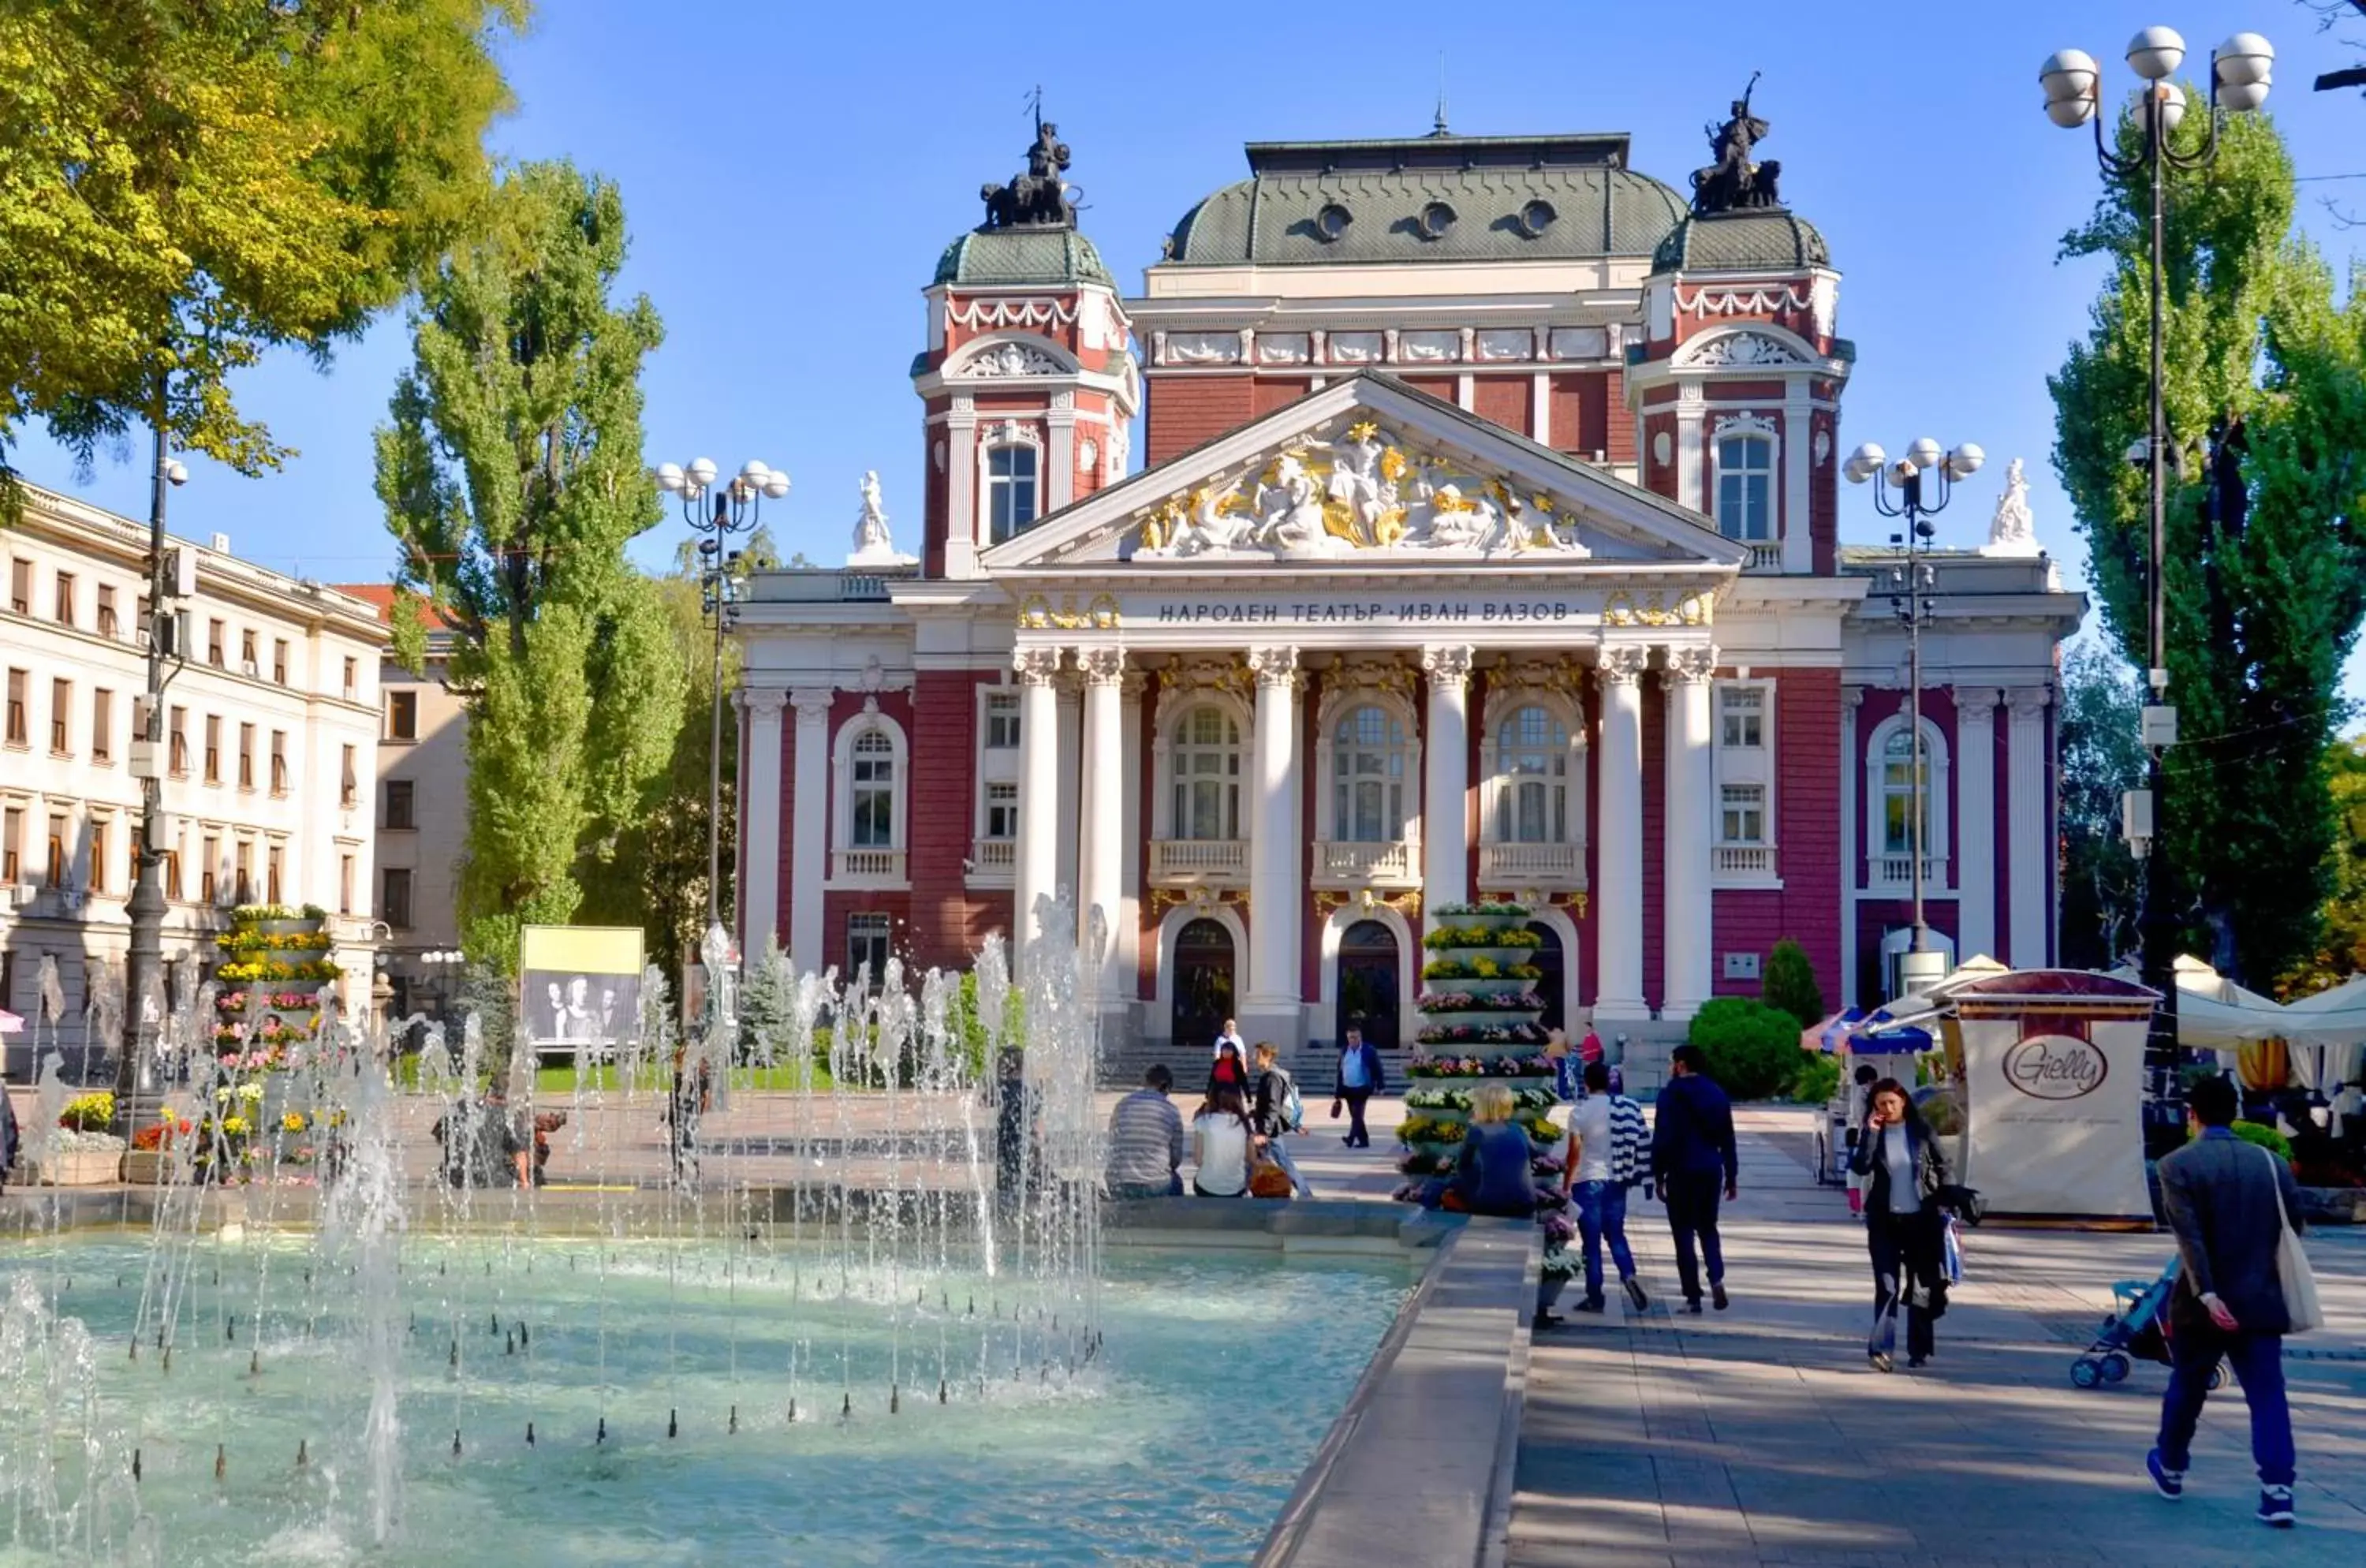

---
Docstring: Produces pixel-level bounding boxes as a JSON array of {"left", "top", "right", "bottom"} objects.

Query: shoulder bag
[{"left": 2263, "top": 1146, "right": 2323, "bottom": 1335}]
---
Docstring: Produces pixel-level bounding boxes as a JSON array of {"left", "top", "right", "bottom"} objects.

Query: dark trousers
[
  {"left": 2157, "top": 1322, "right": 2294, "bottom": 1487},
  {"left": 1663, "top": 1170, "right": 1725, "bottom": 1301},
  {"left": 1866, "top": 1205, "right": 1942, "bottom": 1361},
  {"left": 1339, "top": 1088, "right": 1372, "bottom": 1148}
]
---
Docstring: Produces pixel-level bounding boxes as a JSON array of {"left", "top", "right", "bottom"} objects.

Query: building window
[
  {"left": 1880, "top": 726, "right": 1933, "bottom": 857},
  {"left": 97, "top": 584, "right": 118, "bottom": 638},
  {"left": 1331, "top": 704, "right": 1407, "bottom": 843},
  {"left": 1715, "top": 433, "right": 1774, "bottom": 542},
  {"left": 265, "top": 843, "right": 284, "bottom": 904},
  {"left": 269, "top": 731, "right": 289, "bottom": 795},
  {"left": 233, "top": 842, "right": 252, "bottom": 904},
  {"left": 387, "top": 689, "right": 417, "bottom": 741},
  {"left": 983, "top": 691, "right": 1021, "bottom": 749},
  {"left": 847, "top": 913, "right": 891, "bottom": 980},
  {"left": 983, "top": 781, "right": 1018, "bottom": 840},
  {"left": 340, "top": 854, "right": 355, "bottom": 916},
  {"left": 1720, "top": 783, "right": 1767, "bottom": 845},
  {"left": 385, "top": 778, "right": 416, "bottom": 830},
  {"left": 849, "top": 730, "right": 896, "bottom": 847},
  {"left": 7, "top": 558, "right": 27, "bottom": 614},
  {"left": 200, "top": 835, "right": 219, "bottom": 902},
  {"left": 340, "top": 745, "right": 358, "bottom": 806},
  {"left": 1, "top": 805, "right": 19, "bottom": 883},
  {"left": 169, "top": 707, "right": 189, "bottom": 776},
  {"left": 343, "top": 656, "right": 358, "bottom": 699},
  {"left": 91, "top": 689, "right": 113, "bottom": 763},
  {"left": 237, "top": 723, "right": 256, "bottom": 790},
  {"left": 239, "top": 629, "right": 257, "bottom": 674},
  {"left": 163, "top": 848, "right": 182, "bottom": 901},
  {"left": 53, "top": 571, "right": 74, "bottom": 627},
  {"left": 46, "top": 813, "right": 66, "bottom": 886},
  {"left": 1488, "top": 704, "right": 1569, "bottom": 844},
  {"left": 207, "top": 618, "right": 224, "bottom": 666},
  {"left": 1171, "top": 705, "right": 1242, "bottom": 841},
  {"left": 984, "top": 445, "right": 1039, "bottom": 545},
  {"left": 89, "top": 819, "right": 108, "bottom": 894},
  {"left": 203, "top": 715, "right": 222, "bottom": 784},
  {"left": 382, "top": 867, "right": 412, "bottom": 928},
  {"left": 272, "top": 639, "right": 289, "bottom": 685},
  {"left": 1719, "top": 685, "right": 1764, "bottom": 749},
  {"left": 49, "top": 678, "right": 70, "bottom": 753},
  {"left": 2, "top": 670, "right": 22, "bottom": 747}
]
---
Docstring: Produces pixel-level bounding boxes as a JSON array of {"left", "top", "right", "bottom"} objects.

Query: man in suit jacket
[{"left": 2148, "top": 1073, "right": 2307, "bottom": 1529}]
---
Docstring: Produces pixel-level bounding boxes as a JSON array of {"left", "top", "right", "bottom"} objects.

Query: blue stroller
[{"left": 2070, "top": 1256, "right": 2227, "bottom": 1391}]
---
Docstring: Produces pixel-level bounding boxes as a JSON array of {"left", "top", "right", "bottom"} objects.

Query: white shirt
[
  {"left": 1212, "top": 1031, "right": 1245, "bottom": 1060},
  {"left": 1192, "top": 1114, "right": 1251, "bottom": 1196},
  {"left": 1566, "top": 1096, "right": 1614, "bottom": 1184}
]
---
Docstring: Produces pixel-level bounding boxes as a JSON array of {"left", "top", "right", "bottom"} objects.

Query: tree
[
  {"left": 1760, "top": 938, "right": 1824, "bottom": 1032},
  {"left": 2278, "top": 737, "right": 2366, "bottom": 995},
  {"left": 0, "top": 1, "right": 522, "bottom": 483},
  {"left": 376, "top": 160, "right": 683, "bottom": 968},
  {"left": 2049, "top": 107, "right": 2366, "bottom": 985},
  {"left": 2056, "top": 642, "right": 2148, "bottom": 971}
]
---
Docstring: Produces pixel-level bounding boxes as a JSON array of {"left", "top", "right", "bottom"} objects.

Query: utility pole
[{"left": 117, "top": 414, "right": 187, "bottom": 1118}]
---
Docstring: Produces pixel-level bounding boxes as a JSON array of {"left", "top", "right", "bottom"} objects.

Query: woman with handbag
[{"left": 1848, "top": 1078, "right": 1950, "bottom": 1372}]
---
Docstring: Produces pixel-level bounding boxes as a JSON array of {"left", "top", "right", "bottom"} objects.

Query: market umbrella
[{"left": 0, "top": 1008, "right": 22, "bottom": 1036}]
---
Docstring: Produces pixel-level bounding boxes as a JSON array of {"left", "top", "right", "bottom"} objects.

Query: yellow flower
[
  {"left": 281, "top": 1112, "right": 306, "bottom": 1133},
  {"left": 221, "top": 1117, "right": 250, "bottom": 1137}
]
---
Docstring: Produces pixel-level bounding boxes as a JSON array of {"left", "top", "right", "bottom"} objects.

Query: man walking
[
  {"left": 1331, "top": 1025, "right": 1385, "bottom": 1148},
  {"left": 1651, "top": 1044, "right": 1737, "bottom": 1313},
  {"left": 1250, "top": 1042, "right": 1314, "bottom": 1196},
  {"left": 1562, "top": 1060, "right": 1649, "bottom": 1313},
  {"left": 2148, "top": 1074, "right": 2307, "bottom": 1527},
  {"left": 1104, "top": 1064, "right": 1185, "bottom": 1200}
]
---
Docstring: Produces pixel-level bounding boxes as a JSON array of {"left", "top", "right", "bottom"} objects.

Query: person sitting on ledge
[
  {"left": 1422, "top": 1082, "right": 1538, "bottom": 1218},
  {"left": 1105, "top": 1064, "right": 1185, "bottom": 1199},
  {"left": 1191, "top": 1085, "right": 1254, "bottom": 1198}
]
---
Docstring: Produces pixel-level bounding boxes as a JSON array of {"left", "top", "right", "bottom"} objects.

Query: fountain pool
[{"left": 0, "top": 1235, "right": 1414, "bottom": 1566}]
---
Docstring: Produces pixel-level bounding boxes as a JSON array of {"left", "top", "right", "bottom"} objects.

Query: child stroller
[{"left": 2069, "top": 1256, "right": 2226, "bottom": 1391}]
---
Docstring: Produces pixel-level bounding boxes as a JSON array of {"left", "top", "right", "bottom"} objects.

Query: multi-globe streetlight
[
  {"left": 116, "top": 427, "right": 190, "bottom": 1116},
  {"left": 1845, "top": 439, "right": 1983, "bottom": 999},
  {"left": 2039, "top": 27, "right": 2275, "bottom": 1116}
]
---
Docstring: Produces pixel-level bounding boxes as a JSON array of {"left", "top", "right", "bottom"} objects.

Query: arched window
[
  {"left": 1489, "top": 704, "right": 1568, "bottom": 843},
  {"left": 850, "top": 729, "right": 897, "bottom": 847},
  {"left": 985, "top": 445, "right": 1039, "bottom": 543},
  {"left": 1332, "top": 704, "right": 1406, "bottom": 842},
  {"left": 1171, "top": 705, "right": 1241, "bottom": 840},
  {"left": 1715, "top": 433, "right": 1774, "bottom": 541},
  {"left": 1879, "top": 726, "right": 1928, "bottom": 857}
]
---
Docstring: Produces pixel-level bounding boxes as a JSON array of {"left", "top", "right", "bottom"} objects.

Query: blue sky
[{"left": 15, "top": 1, "right": 2365, "bottom": 714}]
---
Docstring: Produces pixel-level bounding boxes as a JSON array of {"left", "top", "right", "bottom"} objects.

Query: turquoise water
[{"left": 0, "top": 1238, "right": 1413, "bottom": 1566}]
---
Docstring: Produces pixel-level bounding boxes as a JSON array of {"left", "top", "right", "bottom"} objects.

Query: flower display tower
[
  {"left": 211, "top": 904, "right": 341, "bottom": 1064},
  {"left": 1395, "top": 902, "right": 1562, "bottom": 1189}
]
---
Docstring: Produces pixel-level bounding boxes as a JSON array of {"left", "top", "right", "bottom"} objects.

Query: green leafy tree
[
  {"left": 0, "top": 0, "right": 522, "bottom": 484},
  {"left": 2278, "top": 737, "right": 2366, "bottom": 996},
  {"left": 2057, "top": 642, "right": 2148, "bottom": 970},
  {"left": 1685, "top": 997, "right": 1803, "bottom": 1100},
  {"left": 1759, "top": 938, "right": 1824, "bottom": 1032},
  {"left": 376, "top": 160, "right": 682, "bottom": 968},
  {"left": 2049, "top": 107, "right": 2366, "bottom": 985}
]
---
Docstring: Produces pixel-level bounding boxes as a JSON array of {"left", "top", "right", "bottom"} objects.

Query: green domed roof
[
  {"left": 1160, "top": 133, "right": 1687, "bottom": 268},
  {"left": 931, "top": 226, "right": 1114, "bottom": 289},
  {"left": 1651, "top": 209, "right": 1830, "bottom": 273}
]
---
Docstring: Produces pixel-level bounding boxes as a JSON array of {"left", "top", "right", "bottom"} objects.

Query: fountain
[{"left": 0, "top": 897, "right": 1415, "bottom": 1563}]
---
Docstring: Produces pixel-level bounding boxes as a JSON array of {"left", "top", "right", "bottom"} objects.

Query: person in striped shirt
[
  {"left": 1105, "top": 1064, "right": 1186, "bottom": 1199},
  {"left": 1546, "top": 1061, "right": 1651, "bottom": 1320}
]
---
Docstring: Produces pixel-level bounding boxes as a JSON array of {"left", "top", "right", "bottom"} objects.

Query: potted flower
[
  {"left": 33, "top": 1092, "right": 127, "bottom": 1185},
  {"left": 125, "top": 1115, "right": 194, "bottom": 1185}
]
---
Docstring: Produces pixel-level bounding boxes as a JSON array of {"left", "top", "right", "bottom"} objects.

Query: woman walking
[{"left": 1849, "top": 1077, "right": 1950, "bottom": 1371}]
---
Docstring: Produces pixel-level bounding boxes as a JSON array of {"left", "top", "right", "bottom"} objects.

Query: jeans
[
  {"left": 2157, "top": 1323, "right": 2294, "bottom": 1487},
  {"left": 1867, "top": 1206, "right": 1940, "bottom": 1361},
  {"left": 1663, "top": 1170, "right": 1726, "bottom": 1302},
  {"left": 1338, "top": 1088, "right": 1372, "bottom": 1147},
  {"left": 1574, "top": 1180, "right": 1636, "bottom": 1303},
  {"left": 1107, "top": 1178, "right": 1177, "bottom": 1200},
  {"left": 1261, "top": 1137, "right": 1313, "bottom": 1196}
]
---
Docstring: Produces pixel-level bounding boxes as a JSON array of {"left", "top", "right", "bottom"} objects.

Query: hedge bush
[
  {"left": 1685, "top": 997, "right": 1804, "bottom": 1100},
  {"left": 1761, "top": 938, "right": 1825, "bottom": 1032},
  {"left": 1789, "top": 1051, "right": 1842, "bottom": 1107}
]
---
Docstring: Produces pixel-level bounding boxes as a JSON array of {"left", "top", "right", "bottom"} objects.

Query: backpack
[{"left": 1280, "top": 1071, "right": 1305, "bottom": 1133}]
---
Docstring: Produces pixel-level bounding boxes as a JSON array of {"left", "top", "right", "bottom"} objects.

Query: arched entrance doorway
[
  {"left": 1337, "top": 920, "right": 1401, "bottom": 1049},
  {"left": 1170, "top": 918, "right": 1236, "bottom": 1051},
  {"left": 1526, "top": 920, "right": 1566, "bottom": 1036}
]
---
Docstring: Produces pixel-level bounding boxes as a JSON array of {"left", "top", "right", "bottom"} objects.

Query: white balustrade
[
  {"left": 1148, "top": 838, "right": 1249, "bottom": 883},
  {"left": 1476, "top": 841, "right": 1584, "bottom": 887},
  {"left": 1313, "top": 839, "right": 1417, "bottom": 886}
]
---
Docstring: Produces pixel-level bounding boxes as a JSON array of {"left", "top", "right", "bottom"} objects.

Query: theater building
[{"left": 731, "top": 109, "right": 2083, "bottom": 1064}]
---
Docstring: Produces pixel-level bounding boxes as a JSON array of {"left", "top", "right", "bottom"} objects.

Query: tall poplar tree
[
  {"left": 2050, "top": 109, "right": 2366, "bottom": 984},
  {"left": 375, "top": 161, "right": 684, "bottom": 965}
]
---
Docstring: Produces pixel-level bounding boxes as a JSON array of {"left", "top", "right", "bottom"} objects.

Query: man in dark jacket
[
  {"left": 2148, "top": 1073, "right": 2307, "bottom": 1528},
  {"left": 1330, "top": 1026, "right": 1386, "bottom": 1149},
  {"left": 1651, "top": 1045, "right": 1738, "bottom": 1312}
]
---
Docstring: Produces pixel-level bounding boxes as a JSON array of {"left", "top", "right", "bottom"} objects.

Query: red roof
[{"left": 328, "top": 583, "right": 461, "bottom": 633}]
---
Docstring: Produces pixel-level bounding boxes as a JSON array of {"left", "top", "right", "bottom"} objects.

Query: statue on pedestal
[
  {"left": 1981, "top": 457, "right": 2041, "bottom": 557},
  {"left": 1691, "top": 74, "right": 1783, "bottom": 215},
  {"left": 847, "top": 470, "right": 916, "bottom": 567}
]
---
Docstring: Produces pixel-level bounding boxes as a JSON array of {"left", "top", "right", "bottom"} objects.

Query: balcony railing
[
  {"left": 968, "top": 838, "right": 1015, "bottom": 878},
  {"left": 1741, "top": 541, "right": 1784, "bottom": 573},
  {"left": 831, "top": 847, "right": 907, "bottom": 883},
  {"left": 1312, "top": 839, "right": 1417, "bottom": 887},
  {"left": 1872, "top": 853, "right": 1947, "bottom": 890},
  {"left": 1477, "top": 841, "right": 1584, "bottom": 887},
  {"left": 1713, "top": 844, "right": 1776, "bottom": 879},
  {"left": 1149, "top": 838, "right": 1249, "bottom": 884}
]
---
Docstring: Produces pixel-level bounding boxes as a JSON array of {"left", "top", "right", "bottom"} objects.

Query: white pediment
[{"left": 980, "top": 373, "right": 1747, "bottom": 573}]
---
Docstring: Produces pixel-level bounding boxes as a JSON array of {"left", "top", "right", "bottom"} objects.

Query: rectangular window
[
  {"left": 163, "top": 848, "right": 182, "bottom": 901},
  {"left": 265, "top": 843, "right": 283, "bottom": 903},
  {"left": 1, "top": 805, "right": 20, "bottom": 882},
  {"left": 340, "top": 854, "right": 355, "bottom": 917},
  {"left": 1720, "top": 783, "right": 1767, "bottom": 845},
  {"left": 5, "top": 669, "right": 26, "bottom": 746},
  {"left": 341, "top": 745, "right": 358, "bottom": 807},
  {"left": 271, "top": 638, "right": 288, "bottom": 685},
  {"left": 7, "top": 558, "right": 28, "bottom": 614},
  {"left": 847, "top": 913, "right": 891, "bottom": 980},
  {"left": 169, "top": 707, "right": 189, "bottom": 776},
  {"left": 384, "top": 778, "right": 416, "bottom": 830},
  {"left": 983, "top": 692, "right": 1021, "bottom": 749},
  {"left": 91, "top": 689, "right": 113, "bottom": 763},
  {"left": 88, "top": 819, "right": 107, "bottom": 894},
  {"left": 136, "top": 594, "right": 151, "bottom": 646},
  {"left": 49, "top": 678, "right": 70, "bottom": 753},
  {"left": 96, "top": 584, "right": 118, "bottom": 638},
  {"left": 270, "top": 731, "right": 289, "bottom": 795},
  {"left": 382, "top": 867, "right": 414, "bottom": 928},
  {"left": 342, "top": 656, "right": 358, "bottom": 699},
  {"left": 239, "top": 629, "right": 257, "bottom": 672},
  {"left": 207, "top": 618, "right": 225, "bottom": 666},
  {"left": 985, "top": 445, "right": 1039, "bottom": 545},
  {"left": 53, "top": 571, "right": 74, "bottom": 627},
  {"left": 387, "top": 689, "right": 417, "bottom": 741},
  {"left": 1715, "top": 433, "right": 1775, "bottom": 543},
  {"left": 47, "top": 813, "right": 67, "bottom": 886},
  {"left": 203, "top": 715, "right": 222, "bottom": 784},
  {"left": 237, "top": 723, "right": 255, "bottom": 790},
  {"left": 233, "top": 841, "right": 252, "bottom": 904},
  {"left": 1719, "top": 686, "right": 1765, "bottom": 749},
  {"left": 200, "top": 835, "right": 219, "bottom": 902},
  {"left": 983, "top": 781, "right": 1019, "bottom": 840},
  {"left": 849, "top": 734, "right": 896, "bottom": 847}
]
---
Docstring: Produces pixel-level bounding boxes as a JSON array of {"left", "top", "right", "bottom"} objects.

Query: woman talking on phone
[{"left": 1848, "top": 1077, "right": 1951, "bottom": 1372}]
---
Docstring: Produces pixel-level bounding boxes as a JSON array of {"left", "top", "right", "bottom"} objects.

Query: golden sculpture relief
[{"left": 1015, "top": 592, "right": 1121, "bottom": 630}]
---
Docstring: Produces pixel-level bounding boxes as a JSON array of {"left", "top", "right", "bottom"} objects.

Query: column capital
[
  {"left": 1077, "top": 647, "right": 1127, "bottom": 686},
  {"left": 1013, "top": 647, "right": 1065, "bottom": 686},
  {"left": 2006, "top": 684, "right": 2053, "bottom": 720},
  {"left": 1597, "top": 645, "right": 1651, "bottom": 687},
  {"left": 1842, "top": 683, "right": 1866, "bottom": 712},
  {"left": 1956, "top": 685, "right": 2003, "bottom": 717},
  {"left": 734, "top": 686, "right": 788, "bottom": 720},
  {"left": 1420, "top": 644, "right": 1474, "bottom": 688},
  {"left": 1246, "top": 647, "right": 1301, "bottom": 688},
  {"left": 1665, "top": 644, "right": 1720, "bottom": 685},
  {"left": 789, "top": 686, "right": 834, "bottom": 722}
]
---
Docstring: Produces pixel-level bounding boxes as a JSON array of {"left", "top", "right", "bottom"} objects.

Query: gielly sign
[{"left": 2002, "top": 1034, "right": 2109, "bottom": 1101}]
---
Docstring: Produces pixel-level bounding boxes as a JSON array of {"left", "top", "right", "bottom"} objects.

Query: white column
[
  {"left": 1012, "top": 648, "right": 1065, "bottom": 970},
  {"left": 1662, "top": 646, "right": 1717, "bottom": 1020},
  {"left": 1840, "top": 686, "right": 1864, "bottom": 1006},
  {"left": 787, "top": 688, "right": 833, "bottom": 975},
  {"left": 1047, "top": 392, "right": 1077, "bottom": 512},
  {"left": 1594, "top": 646, "right": 1650, "bottom": 1020},
  {"left": 1781, "top": 383, "right": 1814, "bottom": 573},
  {"left": 1955, "top": 688, "right": 2000, "bottom": 965},
  {"left": 943, "top": 400, "right": 980, "bottom": 578},
  {"left": 1055, "top": 677, "right": 1082, "bottom": 902},
  {"left": 1245, "top": 648, "right": 1301, "bottom": 1037},
  {"left": 1420, "top": 645, "right": 1473, "bottom": 921},
  {"left": 1674, "top": 389, "right": 1705, "bottom": 513},
  {"left": 1077, "top": 648, "right": 1126, "bottom": 998},
  {"left": 1118, "top": 670, "right": 1148, "bottom": 991},
  {"left": 738, "top": 688, "right": 787, "bottom": 958},
  {"left": 2006, "top": 685, "right": 2052, "bottom": 969}
]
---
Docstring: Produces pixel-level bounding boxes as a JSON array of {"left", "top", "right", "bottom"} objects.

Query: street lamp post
[
  {"left": 1845, "top": 439, "right": 1984, "bottom": 998},
  {"left": 2039, "top": 28, "right": 2275, "bottom": 1121},
  {"left": 655, "top": 457, "right": 789, "bottom": 933},
  {"left": 116, "top": 420, "right": 189, "bottom": 1118}
]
